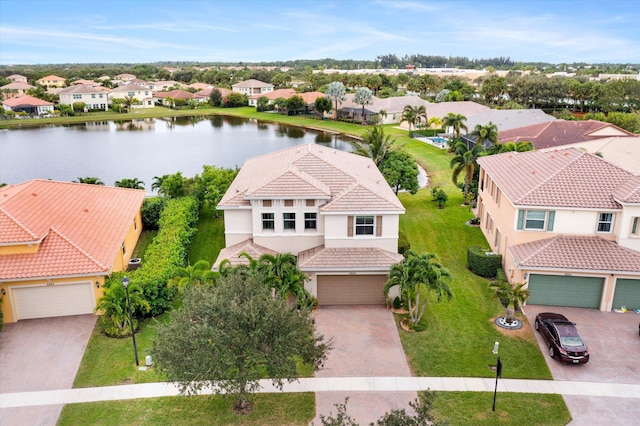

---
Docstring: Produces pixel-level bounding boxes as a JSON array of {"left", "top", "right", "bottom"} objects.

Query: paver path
[
  {"left": 0, "top": 315, "right": 96, "bottom": 426},
  {"left": 311, "top": 306, "right": 416, "bottom": 424}
]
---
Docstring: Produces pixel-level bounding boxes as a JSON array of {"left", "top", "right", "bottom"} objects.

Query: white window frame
[
  {"left": 596, "top": 212, "right": 614, "bottom": 233},
  {"left": 631, "top": 217, "right": 639, "bottom": 237},
  {"left": 524, "top": 210, "right": 547, "bottom": 230},
  {"left": 304, "top": 212, "right": 317, "bottom": 230},
  {"left": 355, "top": 216, "right": 374, "bottom": 236},
  {"left": 262, "top": 212, "right": 274, "bottom": 230}
]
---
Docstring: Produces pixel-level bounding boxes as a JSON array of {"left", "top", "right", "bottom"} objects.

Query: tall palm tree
[
  {"left": 354, "top": 87, "right": 373, "bottom": 125},
  {"left": 350, "top": 125, "right": 395, "bottom": 166},
  {"left": 450, "top": 142, "right": 485, "bottom": 203},
  {"left": 402, "top": 105, "right": 428, "bottom": 135},
  {"left": 428, "top": 116, "right": 443, "bottom": 134},
  {"left": 384, "top": 250, "right": 453, "bottom": 325},
  {"left": 115, "top": 178, "right": 145, "bottom": 190},
  {"left": 470, "top": 122, "right": 499, "bottom": 148},
  {"left": 442, "top": 112, "right": 468, "bottom": 140}
]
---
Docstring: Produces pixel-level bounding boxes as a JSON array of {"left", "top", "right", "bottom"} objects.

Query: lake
[{"left": 0, "top": 115, "right": 357, "bottom": 194}]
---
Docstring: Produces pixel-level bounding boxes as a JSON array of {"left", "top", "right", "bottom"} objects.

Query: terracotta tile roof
[
  {"left": 58, "top": 84, "right": 105, "bottom": 94},
  {"left": 212, "top": 239, "right": 277, "bottom": 270},
  {"left": 612, "top": 176, "right": 640, "bottom": 203},
  {"left": 154, "top": 89, "right": 193, "bottom": 99},
  {"left": 71, "top": 79, "right": 100, "bottom": 86},
  {"left": 298, "top": 91, "right": 325, "bottom": 104},
  {"left": 498, "top": 120, "right": 635, "bottom": 149},
  {"left": 232, "top": 79, "right": 274, "bottom": 89},
  {"left": 187, "top": 83, "right": 212, "bottom": 90},
  {"left": 2, "top": 95, "right": 53, "bottom": 107},
  {"left": 0, "top": 82, "right": 35, "bottom": 90},
  {"left": 0, "top": 180, "right": 145, "bottom": 280},
  {"left": 509, "top": 235, "right": 640, "bottom": 273},
  {"left": 477, "top": 148, "right": 635, "bottom": 209},
  {"left": 218, "top": 144, "right": 404, "bottom": 212},
  {"left": 194, "top": 87, "right": 233, "bottom": 98},
  {"left": 298, "top": 246, "right": 403, "bottom": 271},
  {"left": 249, "top": 88, "right": 296, "bottom": 100},
  {"left": 36, "top": 75, "right": 64, "bottom": 82},
  {"left": 7, "top": 74, "right": 27, "bottom": 80}
]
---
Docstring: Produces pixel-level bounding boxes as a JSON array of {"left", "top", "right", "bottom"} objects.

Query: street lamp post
[
  {"left": 121, "top": 276, "right": 139, "bottom": 366},
  {"left": 492, "top": 341, "right": 502, "bottom": 411}
]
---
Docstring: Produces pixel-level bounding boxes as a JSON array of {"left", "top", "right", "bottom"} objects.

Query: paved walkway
[{"left": 2, "top": 377, "right": 639, "bottom": 409}]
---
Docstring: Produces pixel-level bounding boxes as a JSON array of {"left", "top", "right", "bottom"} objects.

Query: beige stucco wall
[
  {"left": 223, "top": 209, "right": 253, "bottom": 246},
  {"left": 617, "top": 205, "right": 640, "bottom": 252},
  {"left": 323, "top": 214, "right": 399, "bottom": 252}
]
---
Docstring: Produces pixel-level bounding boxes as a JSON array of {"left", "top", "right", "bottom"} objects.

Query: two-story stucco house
[
  {"left": 214, "top": 144, "right": 405, "bottom": 305},
  {"left": 231, "top": 79, "right": 274, "bottom": 96},
  {"left": 36, "top": 75, "right": 66, "bottom": 87},
  {"left": 109, "top": 84, "right": 154, "bottom": 108},
  {"left": 58, "top": 84, "right": 109, "bottom": 111},
  {"left": 0, "top": 180, "right": 146, "bottom": 323},
  {"left": 476, "top": 148, "right": 640, "bottom": 312}
]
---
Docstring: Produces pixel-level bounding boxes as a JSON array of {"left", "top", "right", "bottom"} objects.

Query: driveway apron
[
  {"left": 525, "top": 305, "right": 640, "bottom": 425},
  {"left": 0, "top": 315, "right": 97, "bottom": 426},
  {"left": 312, "top": 306, "right": 416, "bottom": 424}
]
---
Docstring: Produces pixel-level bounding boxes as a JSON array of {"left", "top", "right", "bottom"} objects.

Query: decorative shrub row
[
  {"left": 107, "top": 196, "right": 199, "bottom": 316},
  {"left": 141, "top": 196, "right": 168, "bottom": 230},
  {"left": 467, "top": 246, "right": 503, "bottom": 278}
]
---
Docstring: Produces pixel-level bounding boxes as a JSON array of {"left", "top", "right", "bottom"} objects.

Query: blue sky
[{"left": 1, "top": 0, "right": 639, "bottom": 65}]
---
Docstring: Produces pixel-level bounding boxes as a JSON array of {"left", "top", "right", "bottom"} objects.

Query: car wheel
[
  {"left": 535, "top": 319, "right": 540, "bottom": 331},
  {"left": 549, "top": 346, "right": 555, "bottom": 359}
]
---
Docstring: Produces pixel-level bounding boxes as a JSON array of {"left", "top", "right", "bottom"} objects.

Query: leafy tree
[
  {"left": 384, "top": 250, "right": 453, "bottom": 326},
  {"left": 72, "top": 101, "right": 86, "bottom": 112},
  {"left": 486, "top": 141, "right": 534, "bottom": 155},
  {"left": 169, "top": 260, "right": 217, "bottom": 292},
  {"left": 326, "top": 81, "right": 346, "bottom": 120},
  {"left": 353, "top": 87, "right": 373, "bottom": 125},
  {"left": 209, "top": 88, "right": 222, "bottom": 107},
  {"left": 156, "top": 171, "right": 188, "bottom": 198},
  {"left": 224, "top": 92, "right": 247, "bottom": 107},
  {"left": 256, "top": 96, "right": 270, "bottom": 112},
  {"left": 271, "top": 72, "right": 291, "bottom": 88},
  {"left": 365, "top": 74, "right": 383, "bottom": 94},
  {"left": 470, "top": 122, "right": 498, "bottom": 148},
  {"left": 115, "top": 178, "right": 145, "bottom": 189},
  {"left": 489, "top": 281, "right": 530, "bottom": 324},
  {"left": 450, "top": 142, "right": 485, "bottom": 203},
  {"left": 433, "top": 188, "right": 448, "bottom": 209},
  {"left": 197, "top": 165, "right": 239, "bottom": 215},
  {"left": 381, "top": 150, "right": 419, "bottom": 195},
  {"left": 273, "top": 97, "right": 288, "bottom": 112},
  {"left": 95, "top": 279, "right": 150, "bottom": 337},
  {"left": 374, "top": 391, "right": 442, "bottom": 425},
  {"left": 350, "top": 125, "right": 394, "bottom": 166},
  {"left": 602, "top": 111, "right": 640, "bottom": 133},
  {"left": 314, "top": 96, "right": 332, "bottom": 118},
  {"left": 74, "top": 177, "right": 104, "bottom": 185},
  {"left": 286, "top": 95, "right": 305, "bottom": 113},
  {"left": 480, "top": 76, "right": 508, "bottom": 105},
  {"left": 58, "top": 103, "right": 74, "bottom": 116},
  {"left": 153, "top": 271, "right": 332, "bottom": 413}
]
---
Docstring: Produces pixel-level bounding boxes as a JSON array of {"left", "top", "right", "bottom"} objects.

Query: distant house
[
  {"left": 476, "top": 148, "right": 640, "bottom": 312},
  {"left": 0, "top": 82, "right": 35, "bottom": 99},
  {"left": 215, "top": 144, "right": 405, "bottom": 305},
  {"left": 70, "top": 79, "right": 101, "bottom": 87},
  {"left": 147, "top": 80, "right": 182, "bottom": 91},
  {"left": 248, "top": 88, "right": 296, "bottom": 106},
  {"left": 0, "top": 180, "right": 146, "bottom": 323},
  {"left": 109, "top": 84, "right": 154, "bottom": 108},
  {"left": 186, "top": 82, "right": 212, "bottom": 91},
  {"left": 7, "top": 74, "right": 28, "bottom": 83},
  {"left": 232, "top": 79, "right": 274, "bottom": 96},
  {"left": 58, "top": 84, "right": 109, "bottom": 111},
  {"left": 2, "top": 95, "right": 54, "bottom": 115},
  {"left": 36, "top": 75, "right": 66, "bottom": 88},
  {"left": 153, "top": 89, "right": 194, "bottom": 105},
  {"left": 498, "top": 120, "right": 635, "bottom": 149},
  {"left": 193, "top": 87, "right": 233, "bottom": 103},
  {"left": 337, "top": 94, "right": 431, "bottom": 125},
  {"left": 114, "top": 73, "right": 136, "bottom": 82}
]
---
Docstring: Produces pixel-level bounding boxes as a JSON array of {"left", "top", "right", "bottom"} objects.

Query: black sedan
[{"left": 534, "top": 312, "right": 589, "bottom": 364}]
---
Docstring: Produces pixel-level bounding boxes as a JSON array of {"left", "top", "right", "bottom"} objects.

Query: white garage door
[{"left": 13, "top": 282, "right": 95, "bottom": 320}]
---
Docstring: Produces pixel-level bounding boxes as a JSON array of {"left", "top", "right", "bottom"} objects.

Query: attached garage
[
  {"left": 317, "top": 275, "right": 386, "bottom": 305},
  {"left": 612, "top": 279, "right": 640, "bottom": 311},
  {"left": 12, "top": 282, "right": 95, "bottom": 320},
  {"left": 527, "top": 274, "right": 604, "bottom": 309}
]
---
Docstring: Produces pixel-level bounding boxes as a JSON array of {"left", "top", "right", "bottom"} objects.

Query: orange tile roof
[
  {"left": 298, "top": 246, "right": 403, "bottom": 271},
  {"left": 249, "top": 88, "right": 296, "bottom": 100},
  {"left": 212, "top": 239, "right": 277, "bottom": 270},
  {"left": 0, "top": 180, "right": 145, "bottom": 280},
  {"left": 218, "top": 144, "right": 404, "bottom": 213},
  {"left": 2, "top": 95, "right": 53, "bottom": 107},
  {"left": 477, "top": 148, "right": 635, "bottom": 209},
  {"left": 509, "top": 235, "right": 640, "bottom": 273}
]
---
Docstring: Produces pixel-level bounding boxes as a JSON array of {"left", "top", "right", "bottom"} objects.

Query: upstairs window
[
  {"left": 632, "top": 217, "right": 639, "bottom": 237},
  {"left": 283, "top": 213, "right": 296, "bottom": 230},
  {"left": 284, "top": 199, "right": 294, "bottom": 207},
  {"left": 355, "top": 216, "right": 374, "bottom": 235},
  {"left": 305, "top": 213, "right": 317, "bottom": 230},
  {"left": 263, "top": 200, "right": 272, "bottom": 207},
  {"left": 262, "top": 213, "right": 274, "bottom": 230},
  {"left": 517, "top": 210, "right": 555, "bottom": 231},
  {"left": 597, "top": 213, "right": 613, "bottom": 233}
]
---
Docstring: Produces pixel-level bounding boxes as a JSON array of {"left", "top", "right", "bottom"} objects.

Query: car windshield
[{"left": 560, "top": 335, "right": 585, "bottom": 347}]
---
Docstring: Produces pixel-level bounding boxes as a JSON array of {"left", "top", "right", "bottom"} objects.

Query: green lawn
[
  {"left": 58, "top": 393, "right": 315, "bottom": 426},
  {"left": 132, "top": 230, "right": 157, "bottom": 259},
  {"left": 188, "top": 202, "right": 225, "bottom": 265}
]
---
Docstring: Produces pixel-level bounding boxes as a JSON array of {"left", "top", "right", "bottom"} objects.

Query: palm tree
[
  {"left": 95, "top": 278, "right": 150, "bottom": 336},
  {"left": 325, "top": 81, "right": 346, "bottom": 120},
  {"left": 402, "top": 105, "right": 427, "bottom": 135},
  {"left": 151, "top": 174, "right": 169, "bottom": 192},
  {"left": 257, "top": 253, "right": 310, "bottom": 303},
  {"left": 450, "top": 142, "right": 485, "bottom": 203},
  {"left": 354, "top": 87, "right": 373, "bottom": 125},
  {"left": 115, "top": 178, "right": 145, "bottom": 190},
  {"left": 170, "top": 260, "right": 217, "bottom": 292},
  {"left": 442, "top": 113, "right": 468, "bottom": 141},
  {"left": 74, "top": 177, "right": 104, "bottom": 185},
  {"left": 428, "top": 116, "right": 443, "bottom": 135},
  {"left": 378, "top": 109, "right": 387, "bottom": 124},
  {"left": 384, "top": 250, "right": 453, "bottom": 325},
  {"left": 350, "top": 125, "right": 395, "bottom": 166},
  {"left": 489, "top": 281, "right": 531, "bottom": 324},
  {"left": 470, "top": 122, "right": 499, "bottom": 148}
]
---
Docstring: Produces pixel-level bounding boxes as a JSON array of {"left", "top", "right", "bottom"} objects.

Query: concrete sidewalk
[{"left": 2, "top": 376, "right": 639, "bottom": 408}]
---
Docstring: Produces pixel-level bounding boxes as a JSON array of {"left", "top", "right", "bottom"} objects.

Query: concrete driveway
[
  {"left": 312, "top": 306, "right": 416, "bottom": 424},
  {"left": 0, "top": 314, "right": 97, "bottom": 426},
  {"left": 525, "top": 305, "right": 640, "bottom": 425}
]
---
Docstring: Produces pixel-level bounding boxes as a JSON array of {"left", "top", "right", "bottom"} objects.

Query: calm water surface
[{"left": 0, "top": 116, "right": 355, "bottom": 193}]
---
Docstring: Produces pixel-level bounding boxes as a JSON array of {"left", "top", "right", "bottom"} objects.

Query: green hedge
[
  {"left": 141, "top": 196, "right": 168, "bottom": 229},
  {"left": 398, "top": 231, "right": 411, "bottom": 256},
  {"left": 467, "top": 246, "right": 502, "bottom": 278},
  {"left": 107, "top": 196, "right": 199, "bottom": 316}
]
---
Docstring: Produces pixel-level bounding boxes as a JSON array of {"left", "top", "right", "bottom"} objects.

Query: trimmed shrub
[
  {"left": 393, "top": 296, "right": 402, "bottom": 310},
  {"left": 141, "top": 196, "right": 168, "bottom": 229},
  {"left": 398, "top": 231, "right": 411, "bottom": 255},
  {"left": 467, "top": 246, "right": 502, "bottom": 278}
]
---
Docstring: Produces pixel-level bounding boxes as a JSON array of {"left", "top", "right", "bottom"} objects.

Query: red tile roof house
[
  {"left": 2, "top": 95, "right": 54, "bottom": 116},
  {"left": 497, "top": 119, "right": 635, "bottom": 149},
  {"left": 476, "top": 148, "right": 640, "bottom": 312},
  {"left": 0, "top": 180, "right": 146, "bottom": 323},
  {"left": 153, "top": 89, "right": 194, "bottom": 106},
  {"left": 7, "top": 74, "right": 28, "bottom": 83},
  {"left": 0, "top": 81, "right": 36, "bottom": 99},
  {"left": 214, "top": 144, "right": 405, "bottom": 305},
  {"left": 108, "top": 84, "right": 155, "bottom": 108}
]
